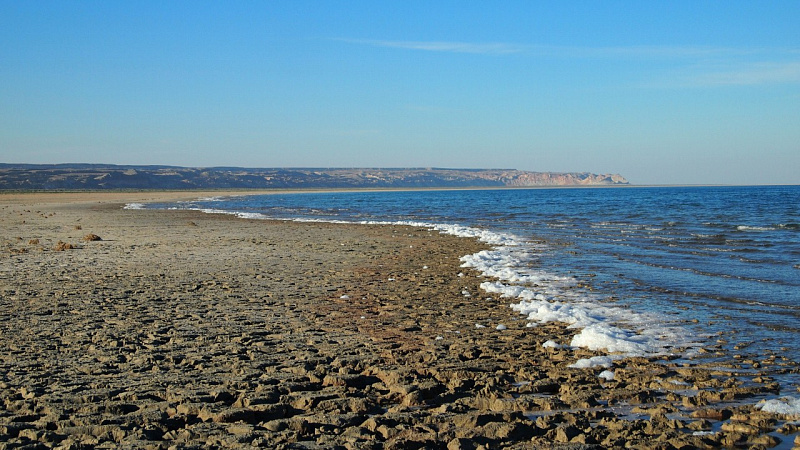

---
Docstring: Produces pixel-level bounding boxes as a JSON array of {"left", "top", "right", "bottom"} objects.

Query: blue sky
[{"left": 2, "top": 1, "right": 799, "bottom": 184}]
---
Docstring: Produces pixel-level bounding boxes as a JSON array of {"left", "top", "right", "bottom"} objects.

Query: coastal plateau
[{"left": 0, "top": 164, "right": 628, "bottom": 191}]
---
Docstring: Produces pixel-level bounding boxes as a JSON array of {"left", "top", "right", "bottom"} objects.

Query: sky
[{"left": 1, "top": 1, "right": 799, "bottom": 185}]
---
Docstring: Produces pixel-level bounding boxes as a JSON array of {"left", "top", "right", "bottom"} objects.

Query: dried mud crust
[{"left": 0, "top": 194, "right": 798, "bottom": 449}]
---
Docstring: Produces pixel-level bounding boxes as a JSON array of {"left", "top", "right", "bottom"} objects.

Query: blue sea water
[{"left": 143, "top": 185, "right": 800, "bottom": 384}]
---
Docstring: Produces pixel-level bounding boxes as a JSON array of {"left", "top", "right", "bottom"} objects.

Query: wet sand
[{"left": 1, "top": 192, "right": 798, "bottom": 449}]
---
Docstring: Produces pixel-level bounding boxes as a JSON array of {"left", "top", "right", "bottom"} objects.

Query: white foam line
[
  {"left": 139, "top": 204, "right": 695, "bottom": 358},
  {"left": 757, "top": 396, "right": 800, "bottom": 417},
  {"left": 361, "top": 218, "right": 694, "bottom": 357},
  {"left": 452, "top": 231, "right": 695, "bottom": 358}
]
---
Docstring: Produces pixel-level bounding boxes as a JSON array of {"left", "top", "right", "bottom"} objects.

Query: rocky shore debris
[
  {"left": 1, "top": 195, "right": 798, "bottom": 449},
  {"left": 52, "top": 240, "right": 76, "bottom": 251}
]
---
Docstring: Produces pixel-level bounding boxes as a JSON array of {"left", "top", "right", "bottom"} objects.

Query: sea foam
[
  {"left": 410, "top": 220, "right": 694, "bottom": 357},
  {"left": 133, "top": 201, "right": 695, "bottom": 359},
  {"left": 757, "top": 396, "right": 800, "bottom": 417},
  {"left": 454, "top": 230, "right": 691, "bottom": 357}
]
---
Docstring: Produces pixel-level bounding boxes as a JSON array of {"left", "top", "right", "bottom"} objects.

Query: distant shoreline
[
  {"left": 2, "top": 183, "right": 796, "bottom": 200},
  {"left": 0, "top": 164, "right": 629, "bottom": 190}
]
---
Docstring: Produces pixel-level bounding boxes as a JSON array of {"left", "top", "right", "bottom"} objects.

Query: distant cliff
[{"left": 0, "top": 164, "right": 629, "bottom": 190}]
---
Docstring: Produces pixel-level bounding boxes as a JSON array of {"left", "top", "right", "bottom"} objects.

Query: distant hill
[{"left": 0, "top": 164, "right": 629, "bottom": 190}]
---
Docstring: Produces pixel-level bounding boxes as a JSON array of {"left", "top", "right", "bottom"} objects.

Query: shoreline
[
  {"left": 2, "top": 192, "right": 798, "bottom": 448},
  {"left": 4, "top": 183, "right": 797, "bottom": 201}
]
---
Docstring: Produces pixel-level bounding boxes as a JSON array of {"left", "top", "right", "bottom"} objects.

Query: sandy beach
[{"left": 1, "top": 192, "right": 798, "bottom": 449}]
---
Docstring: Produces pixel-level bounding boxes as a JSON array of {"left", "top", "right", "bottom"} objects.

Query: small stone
[
  {"left": 227, "top": 424, "right": 253, "bottom": 436},
  {"left": 53, "top": 241, "right": 76, "bottom": 251},
  {"left": 687, "top": 419, "right": 711, "bottom": 431},
  {"left": 448, "top": 437, "right": 477, "bottom": 450},
  {"left": 554, "top": 425, "right": 581, "bottom": 443},
  {"left": 721, "top": 422, "right": 760, "bottom": 434},
  {"left": 750, "top": 434, "right": 781, "bottom": 447},
  {"left": 691, "top": 408, "right": 732, "bottom": 421}
]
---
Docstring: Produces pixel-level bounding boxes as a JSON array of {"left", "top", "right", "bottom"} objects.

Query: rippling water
[{"left": 149, "top": 185, "right": 800, "bottom": 379}]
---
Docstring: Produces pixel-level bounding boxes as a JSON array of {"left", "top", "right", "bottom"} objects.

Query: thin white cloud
[
  {"left": 336, "top": 38, "right": 800, "bottom": 86},
  {"left": 333, "top": 38, "right": 526, "bottom": 54},
  {"left": 334, "top": 38, "right": 788, "bottom": 59},
  {"left": 553, "top": 45, "right": 760, "bottom": 59},
  {"left": 686, "top": 61, "right": 800, "bottom": 86}
]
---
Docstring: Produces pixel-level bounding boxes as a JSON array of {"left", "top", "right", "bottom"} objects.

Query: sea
[{"left": 136, "top": 185, "right": 800, "bottom": 396}]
